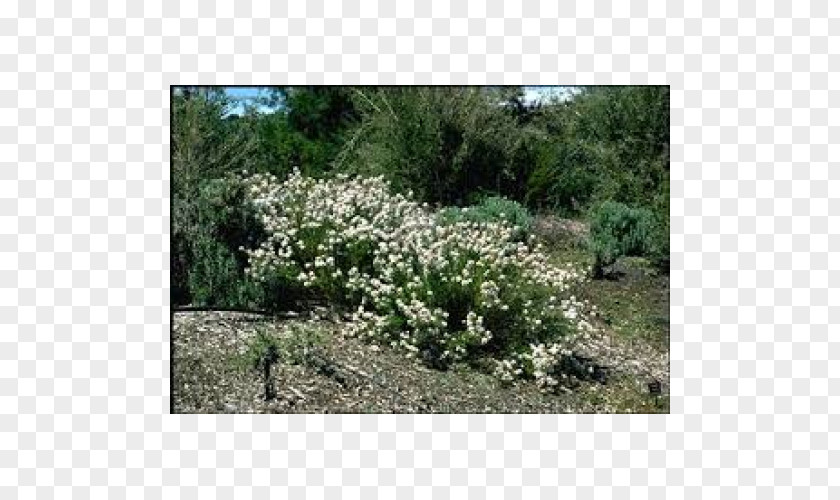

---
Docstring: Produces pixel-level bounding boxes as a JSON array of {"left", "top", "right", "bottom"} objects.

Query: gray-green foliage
[
  {"left": 279, "top": 324, "right": 327, "bottom": 366},
  {"left": 187, "top": 235, "right": 248, "bottom": 306},
  {"left": 239, "top": 325, "right": 328, "bottom": 400},
  {"left": 238, "top": 324, "right": 326, "bottom": 374},
  {"left": 243, "top": 329, "right": 281, "bottom": 371},
  {"left": 239, "top": 324, "right": 326, "bottom": 370},
  {"left": 437, "top": 196, "right": 534, "bottom": 240},
  {"left": 477, "top": 196, "right": 534, "bottom": 235},
  {"left": 588, "top": 201, "right": 657, "bottom": 278},
  {"left": 176, "top": 176, "right": 266, "bottom": 307}
]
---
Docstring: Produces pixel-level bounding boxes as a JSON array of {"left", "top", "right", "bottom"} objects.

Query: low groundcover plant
[{"left": 241, "top": 168, "right": 601, "bottom": 390}]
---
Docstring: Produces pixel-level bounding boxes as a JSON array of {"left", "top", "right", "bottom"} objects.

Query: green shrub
[
  {"left": 279, "top": 324, "right": 327, "bottom": 366},
  {"left": 176, "top": 176, "right": 270, "bottom": 308},
  {"left": 171, "top": 225, "right": 192, "bottom": 305},
  {"left": 526, "top": 141, "right": 601, "bottom": 215},
  {"left": 187, "top": 234, "right": 252, "bottom": 306},
  {"left": 339, "top": 87, "right": 529, "bottom": 205},
  {"left": 171, "top": 88, "right": 265, "bottom": 306},
  {"left": 525, "top": 86, "right": 668, "bottom": 217},
  {"left": 588, "top": 201, "right": 656, "bottom": 278},
  {"left": 648, "top": 185, "right": 670, "bottom": 273},
  {"left": 476, "top": 196, "right": 534, "bottom": 236},
  {"left": 437, "top": 196, "right": 534, "bottom": 240}
]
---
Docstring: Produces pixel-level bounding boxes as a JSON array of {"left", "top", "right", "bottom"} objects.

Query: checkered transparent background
[{"left": 2, "top": 0, "right": 838, "bottom": 497}]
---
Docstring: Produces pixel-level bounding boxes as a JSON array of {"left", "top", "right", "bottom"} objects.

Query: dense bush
[
  {"left": 173, "top": 176, "right": 267, "bottom": 307},
  {"left": 338, "top": 87, "right": 536, "bottom": 205},
  {"left": 588, "top": 201, "right": 657, "bottom": 278},
  {"left": 648, "top": 183, "right": 671, "bottom": 273},
  {"left": 257, "top": 87, "right": 358, "bottom": 177},
  {"left": 242, "top": 170, "right": 599, "bottom": 387},
  {"left": 187, "top": 234, "right": 248, "bottom": 306},
  {"left": 171, "top": 89, "right": 265, "bottom": 306},
  {"left": 530, "top": 88, "right": 667, "bottom": 208},
  {"left": 526, "top": 141, "right": 603, "bottom": 215}
]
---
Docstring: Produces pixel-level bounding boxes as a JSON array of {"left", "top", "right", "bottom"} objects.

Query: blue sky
[
  {"left": 224, "top": 87, "right": 274, "bottom": 115},
  {"left": 225, "top": 87, "right": 271, "bottom": 101},
  {"left": 521, "top": 86, "right": 579, "bottom": 104},
  {"left": 223, "top": 86, "right": 579, "bottom": 115}
]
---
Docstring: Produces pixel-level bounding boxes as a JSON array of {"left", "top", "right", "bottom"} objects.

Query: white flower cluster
[
  {"left": 242, "top": 168, "right": 598, "bottom": 381},
  {"left": 519, "top": 305, "right": 602, "bottom": 392},
  {"left": 493, "top": 357, "right": 525, "bottom": 383},
  {"left": 528, "top": 342, "right": 569, "bottom": 390},
  {"left": 465, "top": 311, "right": 492, "bottom": 346}
]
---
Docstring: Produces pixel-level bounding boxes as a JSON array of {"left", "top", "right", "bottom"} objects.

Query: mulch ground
[{"left": 172, "top": 310, "right": 669, "bottom": 414}]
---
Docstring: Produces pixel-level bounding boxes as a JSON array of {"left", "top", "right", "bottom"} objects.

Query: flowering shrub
[{"left": 242, "top": 169, "right": 599, "bottom": 388}]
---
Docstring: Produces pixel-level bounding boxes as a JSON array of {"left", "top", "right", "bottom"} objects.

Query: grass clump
[
  {"left": 242, "top": 329, "right": 282, "bottom": 401},
  {"left": 239, "top": 324, "right": 328, "bottom": 401}
]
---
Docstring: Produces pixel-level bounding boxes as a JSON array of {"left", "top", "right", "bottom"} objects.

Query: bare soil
[{"left": 172, "top": 310, "right": 668, "bottom": 414}]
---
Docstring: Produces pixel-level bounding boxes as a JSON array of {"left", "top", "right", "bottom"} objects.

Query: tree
[
  {"left": 171, "top": 88, "right": 262, "bottom": 305},
  {"left": 340, "top": 86, "right": 535, "bottom": 205},
  {"left": 258, "top": 87, "right": 359, "bottom": 176}
]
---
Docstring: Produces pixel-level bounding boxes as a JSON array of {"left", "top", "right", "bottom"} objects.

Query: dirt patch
[
  {"left": 532, "top": 215, "right": 589, "bottom": 247},
  {"left": 579, "top": 257, "right": 670, "bottom": 350},
  {"left": 172, "top": 310, "right": 669, "bottom": 414}
]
